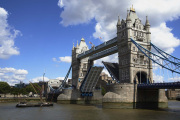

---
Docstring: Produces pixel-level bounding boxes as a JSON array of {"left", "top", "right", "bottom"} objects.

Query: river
[{"left": 0, "top": 101, "right": 180, "bottom": 120}]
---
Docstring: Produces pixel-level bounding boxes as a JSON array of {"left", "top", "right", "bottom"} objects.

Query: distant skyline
[{"left": 0, "top": 0, "right": 180, "bottom": 85}]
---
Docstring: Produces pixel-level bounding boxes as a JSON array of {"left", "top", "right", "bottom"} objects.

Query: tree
[
  {"left": 101, "top": 87, "right": 106, "bottom": 96},
  {"left": 10, "top": 87, "right": 20, "bottom": 97},
  {"left": 0, "top": 82, "right": 11, "bottom": 97},
  {"left": 20, "top": 88, "right": 28, "bottom": 95},
  {"left": 25, "top": 83, "right": 41, "bottom": 94}
]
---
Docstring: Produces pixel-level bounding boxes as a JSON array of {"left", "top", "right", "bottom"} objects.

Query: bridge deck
[
  {"left": 102, "top": 61, "right": 119, "bottom": 81},
  {"left": 80, "top": 66, "right": 103, "bottom": 93},
  {"left": 77, "top": 37, "right": 117, "bottom": 59},
  {"left": 138, "top": 82, "right": 180, "bottom": 89}
]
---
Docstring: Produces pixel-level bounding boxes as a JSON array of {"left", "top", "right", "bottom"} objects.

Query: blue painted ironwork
[
  {"left": 138, "top": 82, "right": 180, "bottom": 89},
  {"left": 131, "top": 38, "right": 180, "bottom": 74},
  {"left": 89, "top": 46, "right": 118, "bottom": 60},
  {"left": 77, "top": 37, "right": 117, "bottom": 59},
  {"left": 151, "top": 42, "right": 180, "bottom": 62},
  {"left": 49, "top": 65, "right": 72, "bottom": 93}
]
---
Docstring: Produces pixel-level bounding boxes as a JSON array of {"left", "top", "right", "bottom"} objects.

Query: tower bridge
[{"left": 56, "top": 6, "right": 180, "bottom": 109}]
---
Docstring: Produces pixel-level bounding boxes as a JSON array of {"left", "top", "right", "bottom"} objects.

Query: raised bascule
[{"left": 55, "top": 6, "right": 180, "bottom": 108}]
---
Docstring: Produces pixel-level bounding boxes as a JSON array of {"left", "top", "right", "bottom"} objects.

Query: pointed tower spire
[
  {"left": 76, "top": 40, "right": 79, "bottom": 47},
  {"left": 72, "top": 43, "right": 75, "bottom": 50},
  {"left": 81, "top": 38, "right": 85, "bottom": 41},
  {"left": 126, "top": 10, "right": 131, "bottom": 21},
  {"left": 117, "top": 16, "right": 121, "bottom": 26},
  {"left": 145, "top": 16, "right": 150, "bottom": 26},
  {"left": 130, "top": 5, "right": 135, "bottom": 12}
]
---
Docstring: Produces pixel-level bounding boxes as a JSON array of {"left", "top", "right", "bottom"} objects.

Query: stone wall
[
  {"left": 102, "top": 84, "right": 168, "bottom": 109},
  {"left": 57, "top": 89, "right": 102, "bottom": 104}
]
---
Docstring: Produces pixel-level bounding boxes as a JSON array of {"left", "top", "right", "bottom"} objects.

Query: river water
[{"left": 0, "top": 101, "right": 180, "bottom": 120}]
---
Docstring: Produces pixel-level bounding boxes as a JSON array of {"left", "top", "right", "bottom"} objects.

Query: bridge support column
[
  {"left": 102, "top": 84, "right": 168, "bottom": 109},
  {"left": 136, "top": 89, "right": 168, "bottom": 109},
  {"left": 103, "top": 83, "right": 137, "bottom": 108}
]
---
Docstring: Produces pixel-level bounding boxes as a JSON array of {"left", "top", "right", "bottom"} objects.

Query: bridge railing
[
  {"left": 138, "top": 82, "right": 180, "bottom": 89},
  {"left": 77, "top": 37, "right": 117, "bottom": 59},
  {"left": 89, "top": 46, "right": 118, "bottom": 60}
]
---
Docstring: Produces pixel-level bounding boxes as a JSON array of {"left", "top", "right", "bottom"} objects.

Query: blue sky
[{"left": 0, "top": 0, "right": 180, "bottom": 85}]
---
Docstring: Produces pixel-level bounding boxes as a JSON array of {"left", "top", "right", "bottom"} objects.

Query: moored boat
[{"left": 16, "top": 102, "right": 53, "bottom": 107}]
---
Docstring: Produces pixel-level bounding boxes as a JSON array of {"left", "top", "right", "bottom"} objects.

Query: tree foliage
[
  {"left": 101, "top": 87, "right": 106, "bottom": 96},
  {"left": 0, "top": 82, "right": 41, "bottom": 97},
  {"left": 0, "top": 82, "right": 11, "bottom": 94},
  {"left": 25, "top": 83, "right": 41, "bottom": 94}
]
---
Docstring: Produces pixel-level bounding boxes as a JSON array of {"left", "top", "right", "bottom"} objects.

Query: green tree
[
  {"left": 101, "top": 87, "right": 106, "bottom": 96},
  {"left": 25, "top": 83, "right": 41, "bottom": 94},
  {"left": 0, "top": 82, "right": 11, "bottom": 97},
  {"left": 20, "top": 88, "right": 28, "bottom": 95},
  {"left": 10, "top": 87, "right": 20, "bottom": 97}
]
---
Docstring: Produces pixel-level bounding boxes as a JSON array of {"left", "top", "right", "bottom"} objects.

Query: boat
[
  {"left": 16, "top": 102, "right": 53, "bottom": 107},
  {"left": 16, "top": 81, "right": 53, "bottom": 108}
]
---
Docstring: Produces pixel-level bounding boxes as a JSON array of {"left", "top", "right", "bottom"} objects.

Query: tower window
[
  {"left": 133, "top": 47, "right": 135, "bottom": 51},
  {"left": 83, "top": 64, "right": 86, "bottom": 69}
]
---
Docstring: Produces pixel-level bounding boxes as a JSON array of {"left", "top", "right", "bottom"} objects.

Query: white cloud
[
  {"left": 52, "top": 56, "right": 71, "bottom": 63},
  {"left": 0, "top": 7, "right": 21, "bottom": 59},
  {"left": 30, "top": 76, "right": 49, "bottom": 83},
  {"left": 94, "top": 53, "right": 118, "bottom": 66},
  {"left": 56, "top": 77, "right": 65, "bottom": 80},
  {"left": 58, "top": 0, "right": 64, "bottom": 8},
  {"left": 52, "top": 57, "right": 57, "bottom": 62},
  {"left": 58, "top": 0, "right": 180, "bottom": 54},
  {"left": 153, "top": 73, "right": 164, "bottom": 83},
  {"left": 59, "top": 56, "right": 71, "bottom": 63},
  {"left": 168, "top": 76, "right": 180, "bottom": 82},
  {"left": 0, "top": 67, "right": 28, "bottom": 85},
  {"left": 151, "top": 23, "right": 180, "bottom": 54}
]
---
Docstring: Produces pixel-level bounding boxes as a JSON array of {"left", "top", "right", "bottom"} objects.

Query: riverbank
[{"left": 0, "top": 97, "right": 46, "bottom": 103}]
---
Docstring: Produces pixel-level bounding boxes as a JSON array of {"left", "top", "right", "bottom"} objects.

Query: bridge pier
[
  {"left": 57, "top": 89, "right": 102, "bottom": 104},
  {"left": 136, "top": 89, "right": 168, "bottom": 109},
  {"left": 102, "top": 84, "right": 168, "bottom": 109}
]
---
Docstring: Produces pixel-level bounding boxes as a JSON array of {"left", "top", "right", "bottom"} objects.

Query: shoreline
[
  {"left": 0, "top": 97, "right": 47, "bottom": 103},
  {"left": 0, "top": 97, "right": 179, "bottom": 103}
]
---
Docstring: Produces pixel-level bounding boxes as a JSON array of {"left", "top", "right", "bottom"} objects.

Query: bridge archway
[{"left": 136, "top": 71, "right": 149, "bottom": 84}]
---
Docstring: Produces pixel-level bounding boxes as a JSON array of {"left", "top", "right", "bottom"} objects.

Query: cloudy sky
[{"left": 0, "top": 0, "right": 180, "bottom": 85}]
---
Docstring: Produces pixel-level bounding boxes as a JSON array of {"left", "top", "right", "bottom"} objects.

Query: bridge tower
[
  {"left": 117, "top": 7, "right": 153, "bottom": 84},
  {"left": 103, "top": 6, "right": 168, "bottom": 109},
  {"left": 71, "top": 38, "right": 90, "bottom": 89}
]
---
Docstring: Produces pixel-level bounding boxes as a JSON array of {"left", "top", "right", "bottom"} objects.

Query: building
[
  {"left": 72, "top": 38, "right": 89, "bottom": 89},
  {"left": 14, "top": 81, "right": 26, "bottom": 88},
  {"left": 47, "top": 79, "right": 63, "bottom": 92},
  {"left": 96, "top": 72, "right": 115, "bottom": 91},
  {"left": 117, "top": 6, "right": 153, "bottom": 84},
  {"left": 166, "top": 89, "right": 180, "bottom": 100}
]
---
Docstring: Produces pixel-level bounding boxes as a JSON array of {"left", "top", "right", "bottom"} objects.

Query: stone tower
[
  {"left": 72, "top": 38, "right": 89, "bottom": 89},
  {"left": 117, "top": 6, "right": 153, "bottom": 84}
]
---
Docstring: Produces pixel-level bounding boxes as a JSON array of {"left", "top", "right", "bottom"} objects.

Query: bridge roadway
[
  {"left": 77, "top": 37, "right": 117, "bottom": 60},
  {"left": 137, "top": 82, "right": 180, "bottom": 89}
]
